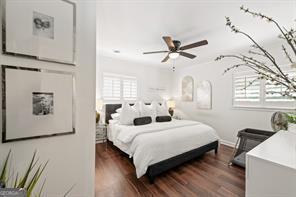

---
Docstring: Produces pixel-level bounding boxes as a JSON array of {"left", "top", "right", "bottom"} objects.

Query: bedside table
[{"left": 96, "top": 124, "right": 107, "bottom": 146}]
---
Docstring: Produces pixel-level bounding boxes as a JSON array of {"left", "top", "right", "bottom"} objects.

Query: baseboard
[{"left": 220, "top": 139, "right": 236, "bottom": 148}]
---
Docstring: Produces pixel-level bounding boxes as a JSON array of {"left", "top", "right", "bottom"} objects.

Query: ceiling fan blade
[
  {"left": 161, "top": 55, "right": 170, "bottom": 63},
  {"left": 180, "top": 40, "right": 208, "bottom": 50},
  {"left": 180, "top": 52, "right": 196, "bottom": 59},
  {"left": 143, "top": 50, "right": 168, "bottom": 54},
  {"left": 162, "top": 36, "right": 175, "bottom": 50}
]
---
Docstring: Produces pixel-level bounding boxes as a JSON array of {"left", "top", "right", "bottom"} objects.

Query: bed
[{"left": 105, "top": 104, "right": 219, "bottom": 183}]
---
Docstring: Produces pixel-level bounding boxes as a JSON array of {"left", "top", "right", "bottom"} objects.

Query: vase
[{"left": 0, "top": 180, "right": 5, "bottom": 188}]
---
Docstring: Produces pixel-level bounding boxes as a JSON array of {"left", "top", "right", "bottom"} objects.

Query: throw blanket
[{"left": 117, "top": 119, "right": 200, "bottom": 143}]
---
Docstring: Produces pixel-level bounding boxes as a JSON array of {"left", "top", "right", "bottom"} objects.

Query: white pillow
[
  {"left": 153, "top": 101, "right": 170, "bottom": 116},
  {"left": 111, "top": 113, "right": 120, "bottom": 120},
  {"left": 140, "top": 102, "right": 157, "bottom": 121},
  {"left": 119, "top": 102, "right": 140, "bottom": 125},
  {"left": 116, "top": 108, "right": 122, "bottom": 113}
]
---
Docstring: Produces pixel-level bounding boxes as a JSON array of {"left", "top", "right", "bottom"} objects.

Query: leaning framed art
[
  {"left": 182, "top": 76, "right": 194, "bottom": 102},
  {"left": 196, "top": 80, "right": 212, "bottom": 109},
  {"left": 2, "top": 65, "right": 75, "bottom": 143},
  {"left": 2, "top": 0, "right": 76, "bottom": 65}
]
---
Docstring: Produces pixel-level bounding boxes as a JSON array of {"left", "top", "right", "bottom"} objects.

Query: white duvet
[{"left": 109, "top": 119, "right": 219, "bottom": 178}]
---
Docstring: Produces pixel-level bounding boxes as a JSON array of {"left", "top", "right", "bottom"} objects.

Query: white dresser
[{"left": 246, "top": 131, "right": 296, "bottom": 197}]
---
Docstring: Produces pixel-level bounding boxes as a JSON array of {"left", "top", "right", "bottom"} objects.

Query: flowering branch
[{"left": 216, "top": 6, "right": 296, "bottom": 99}]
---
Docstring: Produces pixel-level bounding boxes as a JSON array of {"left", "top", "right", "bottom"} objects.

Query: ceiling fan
[{"left": 143, "top": 36, "right": 208, "bottom": 63}]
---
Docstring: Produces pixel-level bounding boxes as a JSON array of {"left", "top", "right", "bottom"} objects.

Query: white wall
[
  {"left": 0, "top": 1, "right": 96, "bottom": 196},
  {"left": 97, "top": 55, "right": 172, "bottom": 102},
  {"left": 172, "top": 40, "right": 295, "bottom": 146}
]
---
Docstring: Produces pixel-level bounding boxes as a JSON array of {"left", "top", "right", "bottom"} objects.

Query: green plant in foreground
[
  {"left": 1, "top": 151, "right": 75, "bottom": 197},
  {"left": 0, "top": 150, "right": 48, "bottom": 197},
  {"left": 0, "top": 150, "right": 11, "bottom": 188},
  {"left": 286, "top": 113, "right": 296, "bottom": 124}
]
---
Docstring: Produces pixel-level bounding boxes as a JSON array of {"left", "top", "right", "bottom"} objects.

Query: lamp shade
[
  {"left": 167, "top": 100, "right": 176, "bottom": 109},
  {"left": 96, "top": 99, "right": 103, "bottom": 111},
  {"left": 169, "top": 52, "right": 179, "bottom": 59}
]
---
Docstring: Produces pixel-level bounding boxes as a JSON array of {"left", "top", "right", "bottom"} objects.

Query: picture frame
[
  {"left": 2, "top": 65, "right": 76, "bottom": 143},
  {"left": 182, "top": 76, "right": 194, "bottom": 102},
  {"left": 196, "top": 80, "right": 212, "bottom": 109},
  {"left": 2, "top": 0, "right": 76, "bottom": 65}
]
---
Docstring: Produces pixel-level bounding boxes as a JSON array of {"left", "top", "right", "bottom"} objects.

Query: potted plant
[
  {"left": 0, "top": 150, "right": 47, "bottom": 196},
  {"left": 287, "top": 113, "right": 296, "bottom": 132}
]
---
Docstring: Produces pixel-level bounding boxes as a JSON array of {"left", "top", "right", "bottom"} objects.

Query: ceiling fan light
[{"left": 169, "top": 52, "right": 179, "bottom": 59}]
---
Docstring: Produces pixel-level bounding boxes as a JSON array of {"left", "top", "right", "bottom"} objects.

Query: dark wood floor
[{"left": 95, "top": 142, "right": 245, "bottom": 197}]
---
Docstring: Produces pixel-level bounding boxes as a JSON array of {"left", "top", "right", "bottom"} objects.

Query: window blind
[
  {"left": 265, "top": 71, "right": 296, "bottom": 102},
  {"left": 123, "top": 78, "right": 137, "bottom": 100},
  {"left": 234, "top": 75, "right": 260, "bottom": 102},
  {"left": 102, "top": 74, "right": 121, "bottom": 100},
  {"left": 102, "top": 73, "right": 138, "bottom": 101}
]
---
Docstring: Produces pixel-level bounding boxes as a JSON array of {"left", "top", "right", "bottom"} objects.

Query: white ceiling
[{"left": 97, "top": 0, "right": 296, "bottom": 68}]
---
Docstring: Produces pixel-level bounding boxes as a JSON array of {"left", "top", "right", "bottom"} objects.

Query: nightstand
[
  {"left": 96, "top": 123, "right": 107, "bottom": 146},
  {"left": 173, "top": 115, "right": 182, "bottom": 120}
]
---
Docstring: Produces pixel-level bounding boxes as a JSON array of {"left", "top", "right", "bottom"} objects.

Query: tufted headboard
[{"left": 105, "top": 104, "right": 122, "bottom": 124}]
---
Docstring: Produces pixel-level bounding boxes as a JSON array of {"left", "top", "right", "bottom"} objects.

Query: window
[
  {"left": 103, "top": 74, "right": 121, "bottom": 100},
  {"left": 233, "top": 70, "right": 296, "bottom": 109},
  {"left": 265, "top": 71, "right": 296, "bottom": 102},
  {"left": 102, "top": 73, "right": 138, "bottom": 101},
  {"left": 234, "top": 75, "right": 260, "bottom": 102},
  {"left": 123, "top": 78, "right": 137, "bottom": 100}
]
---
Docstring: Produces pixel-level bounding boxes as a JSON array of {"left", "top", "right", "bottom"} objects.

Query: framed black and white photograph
[
  {"left": 32, "top": 11, "right": 55, "bottom": 39},
  {"left": 2, "top": 65, "right": 75, "bottom": 143},
  {"left": 2, "top": 0, "right": 76, "bottom": 65},
  {"left": 32, "top": 92, "right": 54, "bottom": 116}
]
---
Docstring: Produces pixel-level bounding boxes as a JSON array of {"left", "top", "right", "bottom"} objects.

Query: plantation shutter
[
  {"left": 123, "top": 78, "right": 137, "bottom": 100},
  {"left": 234, "top": 75, "right": 260, "bottom": 102},
  {"left": 265, "top": 71, "right": 296, "bottom": 102},
  {"left": 103, "top": 74, "right": 121, "bottom": 100}
]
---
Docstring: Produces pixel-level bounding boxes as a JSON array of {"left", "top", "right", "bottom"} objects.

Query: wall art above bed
[
  {"left": 182, "top": 76, "right": 194, "bottom": 102},
  {"left": 196, "top": 80, "right": 212, "bottom": 109},
  {"left": 2, "top": 65, "right": 75, "bottom": 143},
  {"left": 2, "top": 0, "right": 76, "bottom": 65}
]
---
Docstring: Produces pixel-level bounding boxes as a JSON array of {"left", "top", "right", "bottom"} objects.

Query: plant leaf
[
  {"left": 37, "top": 179, "right": 46, "bottom": 197},
  {"left": 26, "top": 166, "right": 41, "bottom": 197},
  {"left": 63, "top": 184, "right": 76, "bottom": 197},
  {"left": 17, "top": 151, "right": 37, "bottom": 188},
  {"left": 14, "top": 173, "right": 19, "bottom": 188},
  {"left": 26, "top": 160, "right": 48, "bottom": 197},
  {"left": 0, "top": 150, "right": 11, "bottom": 185}
]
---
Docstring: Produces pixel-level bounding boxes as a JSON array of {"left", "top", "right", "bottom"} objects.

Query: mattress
[
  {"left": 107, "top": 119, "right": 130, "bottom": 154},
  {"left": 108, "top": 119, "right": 219, "bottom": 178}
]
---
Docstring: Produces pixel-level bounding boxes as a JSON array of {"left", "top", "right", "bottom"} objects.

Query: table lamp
[
  {"left": 167, "top": 100, "right": 176, "bottom": 116},
  {"left": 96, "top": 99, "right": 103, "bottom": 123}
]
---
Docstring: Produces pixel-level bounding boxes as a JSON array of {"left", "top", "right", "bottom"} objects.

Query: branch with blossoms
[{"left": 215, "top": 6, "right": 296, "bottom": 99}]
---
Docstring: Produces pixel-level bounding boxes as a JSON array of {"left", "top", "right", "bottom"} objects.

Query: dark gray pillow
[
  {"left": 156, "top": 116, "right": 172, "bottom": 122},
  {"left": 134, "top": 116, "right": 152, "bottom": 126}
]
